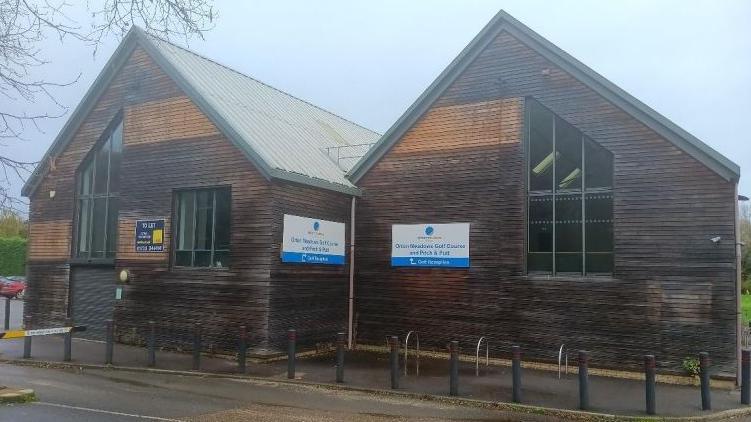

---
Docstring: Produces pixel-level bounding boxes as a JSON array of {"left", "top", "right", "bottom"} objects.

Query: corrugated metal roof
[{"left": 143, "top": 33, "right": 379, "bottom": 191}]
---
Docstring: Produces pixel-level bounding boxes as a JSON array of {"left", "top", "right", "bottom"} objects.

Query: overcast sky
[{"left": 6, "top": 0, "right": 751, "bottom": 204}]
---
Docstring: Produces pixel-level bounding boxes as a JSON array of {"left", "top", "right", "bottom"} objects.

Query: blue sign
[
  {"left": 135, "top": 219, "right": 165, "bottom": 252},
  {"left": 391, "top": 223, "right": 470, "bottom": 268}
]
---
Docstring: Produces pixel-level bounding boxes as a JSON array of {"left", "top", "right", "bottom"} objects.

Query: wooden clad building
[
  {"left": 22, "top": 27, "right": 378, "bottom": 352},
  {"left": 348, "top": 11, "right": 741, "bottom": 374},
  {"left": 24, "top": 11, "right": 741, "bottom": 374}
]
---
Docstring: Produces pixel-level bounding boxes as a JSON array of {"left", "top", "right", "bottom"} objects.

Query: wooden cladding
[
  {"left": 27, "top": 220, "right": 73, "bottom": 261},
  {"left": 355, "top": 30, "right": 736, "bottom": 374},
  {"left": 125, "top": 96, "right": 219, "bottom": 146}
]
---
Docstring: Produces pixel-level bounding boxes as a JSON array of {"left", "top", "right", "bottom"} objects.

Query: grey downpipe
[{"left": 348, "top": 196, "right": 356, "bottom": 349}]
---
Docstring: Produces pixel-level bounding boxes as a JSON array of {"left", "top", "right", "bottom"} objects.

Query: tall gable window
[
  {"left": 526, "top": 98, "right": 613, "bottom": 275},
  {"left": 76, "top": 118, "right": 123, "bottom": 259}
]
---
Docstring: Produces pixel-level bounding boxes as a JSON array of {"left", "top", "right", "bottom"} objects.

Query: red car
[{"left": 0, "top": 276, "right": 25, "bottom": 299}]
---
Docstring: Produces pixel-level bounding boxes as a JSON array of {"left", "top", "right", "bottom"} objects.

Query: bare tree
[{"left": 0, "top": 0, "right": 215, "bottom": 212}]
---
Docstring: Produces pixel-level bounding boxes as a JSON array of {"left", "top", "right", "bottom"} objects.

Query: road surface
[{"left": 0, "top": 364, "right": 557, "bottom": 421}]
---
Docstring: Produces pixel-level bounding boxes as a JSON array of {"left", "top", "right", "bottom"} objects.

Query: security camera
[{"left": 710, "top": 236, "right": 722, "bottom": 244}]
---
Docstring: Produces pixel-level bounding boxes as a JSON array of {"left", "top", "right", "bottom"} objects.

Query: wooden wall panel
[
  {"left": 266, "top": 182, "right": 352, "bottom": 349},
  {"left": 355, "top": 30, "right": 737, "bottom": 374},
  {"left": 27, "top": 220, "right": 72, "bottom": 261},
  {"left": 125, "top": 96, "right": 219, "bottom": 146}
]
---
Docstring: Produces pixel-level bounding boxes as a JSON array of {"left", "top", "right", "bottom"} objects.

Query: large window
[
  {"left": 526, "top": 99, "right": 613, "bottom": 275},
  {"left": 76, "top": 119, "right": 122, "bottom": 259},
  {"left": 174, "top": 188, "right": 231, "bottom": 268}
]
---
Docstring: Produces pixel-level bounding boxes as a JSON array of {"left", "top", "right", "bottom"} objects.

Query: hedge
[{"left": 0, "top": 237, "right": 26, "bottom": 276}]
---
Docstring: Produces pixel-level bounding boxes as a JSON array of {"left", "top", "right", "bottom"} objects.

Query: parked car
[{"left": 0, "top": 276, "right": 26, "bottom": 299}]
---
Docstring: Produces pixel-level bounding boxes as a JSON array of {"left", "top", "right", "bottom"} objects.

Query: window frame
[
  {"left": 72, "top": 115, "right": 123, "bottom": 263},
  {"left": 524, "top": 98, "right": 614, "bottom": 277},
  {"left": 171, "top": 186, "right": 232, "bottom": 269}
]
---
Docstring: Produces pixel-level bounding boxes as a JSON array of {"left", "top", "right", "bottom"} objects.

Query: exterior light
[
  {"left": 119, "top": 269, "right": 130, "bottom": 283},
  {"left": 49, "top": 190, "right": 56, "bottom": 199}
]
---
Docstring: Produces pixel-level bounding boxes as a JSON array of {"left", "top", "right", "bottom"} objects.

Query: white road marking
[{"left": 35, "top": 402, "right": 184, "bottom": 421}]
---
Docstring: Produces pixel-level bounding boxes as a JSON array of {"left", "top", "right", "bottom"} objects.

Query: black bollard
[
  {"left": 192, "top": 323, "right": 202, "bottom": 371},
  {"left": 700, "top": 352, "right": 711, "bottom": 410},
  {"left": 287, "top": 329, "right": 296, "bottom": 379},
  {"left": 147, "top": 321, "right": 156, "bottom": 367},
  {"left": 23, "top": 316, "right": 31, "bottom": 359},
  {"left": 63, "top": 318, "right": 72, "bottom": 362},
  {"left": 644, "top": 355, "right": 656, "bottom": 415},
  {"left": 449, "top": 341, "right": 459, "bottom": 396},
  {"left": 578, "top": 351, "right": 590, "bottom": 410},
  {"left": 105, "top": 319, "right": 114, "bottom": 365},
  {"left": 4, "top": 296, "right": 10, "bottom": 330},
  {"left": 238, "top": 325, "right": 247, "bottom": 374},
  {"left": 389, "top": 336, "right": 399, "bottom": 389},
  {"left": 743, "top": 349, "right": 750, "bottom": 405},
  {"left": 336, "top": 332, "right": 345, "bottom": 383},
  {"left": 512, "top": 345, "right": 522, "bottom": 403}
]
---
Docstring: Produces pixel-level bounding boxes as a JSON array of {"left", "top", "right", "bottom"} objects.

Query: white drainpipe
[{"left": 737, "top": 183, "right": 743, "bottom": 386}]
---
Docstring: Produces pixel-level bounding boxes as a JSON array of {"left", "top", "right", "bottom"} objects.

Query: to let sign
[
  {"left": 135, "top": 219, "right": 165, "bottom": 252},
  {"left": 282, "top": 214, "right": 345, "bottom": 265},
  {"left": 391, "top": 223, "right": 470, "bottom": 268}
]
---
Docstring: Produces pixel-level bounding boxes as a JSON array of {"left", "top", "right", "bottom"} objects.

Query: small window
[
  {"left": 526, "top": 98, "right": 613, "bottom": 276},
  {"left": 174, "top": 188, "right": 231, "bottom": 268},
  {"left": 76, "top": 118, "right": 122, "bottom": 259}
]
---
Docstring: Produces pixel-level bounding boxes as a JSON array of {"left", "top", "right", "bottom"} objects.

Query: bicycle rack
[
  {"left": 475, "top": 336, "right": 489, "bottom": 376},
  {"left": 558, "top": 344, "right": 568, "bottom": 379},
  {"left": 404, "top": 331, "right": 420, "bottom": 376}
]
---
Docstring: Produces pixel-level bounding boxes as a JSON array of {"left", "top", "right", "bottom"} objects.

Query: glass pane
[
  {"left": 555, "top": 195, "right": 582, "bottom": 252},
  {"left": 556, "top": 253, "right": 582, "bottom": 274},
  {"left": 528, "top": 100, "right": 554, "bottom": 191},
  {"left": 108, "top": 122, "right": 123, "bottom": 193},
  {"left": 77, "top": 199, "right": 91, "bottom": 256},
  {"left": 527, "top": 253, "right": 552, "bottom": 273},
  {"left": 79, "top": 161, "right": 93, "bottom": 196},
  {"left": 194, "top": 190, "right": 213, "bottom": 251},
  {"left": 213, "top": 250, "right": 230, "bottom": 268},
  {"left": 585, "top": 193, "right": 613, "bottom": 252},
  {"left": 585, "top": 138, "right": 613, "bottom": 189},
  {"left": 93, "top": 138, "right": 111, "bottom": 194},
  {"left": 175, "top": 251, "right": 192, "bottom": 267},
  {"left": 91, "top": 197, "right": 107, "bottom": 258},
  {"left": 106, "top": 197, "right": 119, "bottom": 257},
  {"left": 177, "top": 192, "right": 195, "bottom": 251},
  {"left": 586, "top": 253, "right": 613, "bottom": 274},
  {"left": 555, "top": 117, "right": 582, "bottom": 192},
  {"left": 214, "top": 189, "right": 231, "bottom": 251},
  {"left": 528, "top": 196, "right": 553, "bottom": 252},
  {"left": 194, "top": 251, "right": 211, "bottom": 267}
]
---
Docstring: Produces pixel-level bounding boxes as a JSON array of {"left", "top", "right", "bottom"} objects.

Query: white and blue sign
[
  {"left": 391, "top": 223, "right": 470, "bottom": 268},
  {"left": 282, "top": 214, "right": 346, "bottom": 265}
]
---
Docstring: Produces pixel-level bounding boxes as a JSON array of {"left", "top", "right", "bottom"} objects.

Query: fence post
[
  {"left": 4, "top": 296, "right": 10, "bottom": 330},
  {"left": 105, "top": 319, "right": 114, "bottom": 365},
  {"left": 578, "top": 351, "right": 590, "bottom": 411},
  {"left": 336, "top": 332, "right": 346, "bottom": 383},
  {"left": 644, "top": 354, "right": 656, "bottom": 415},
  {"left": 287, "top": 329, "right": 296, "bottom": 379},
  {"left": 449, "top": 341, "right": 459, "bottom": 396},
  {"left": 147, "top": 321, "right": 156, "bottom": 367},
  {"left": 512, "top": 345, "right": 522, "bottom": 403},
  {"left": 23, "top": 316, "right": 31, "bottom": 359},
  {"left": 192, "top": 323, "right": 202, "bottom": 371},
  {"left": 389, "top": 336, "right": 399, "bottom": 389},
  {"left": 743, "top": 349, "right": 750, "bottom": 405},
  {"left": 238, "top": 325, "right": 247, "bottom": 374},
  {"left": 63, "top": 318, "right": 72, "bottom": 362},
  {"left": 699, "top": 352, "right": 711, "bottom": 411}
]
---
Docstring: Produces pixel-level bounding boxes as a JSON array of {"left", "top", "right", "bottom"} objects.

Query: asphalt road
[{"left": 0, "top": 364, "right": 559, "bottom": 421}]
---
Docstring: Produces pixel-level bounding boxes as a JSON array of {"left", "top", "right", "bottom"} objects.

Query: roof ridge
[{"left": 142, "top": 31, "right": 381, "bottom": 138}]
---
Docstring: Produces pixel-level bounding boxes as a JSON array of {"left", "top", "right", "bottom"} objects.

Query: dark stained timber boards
[{"left": 354, "top": 30, "right": 736, "bottom": 374}]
